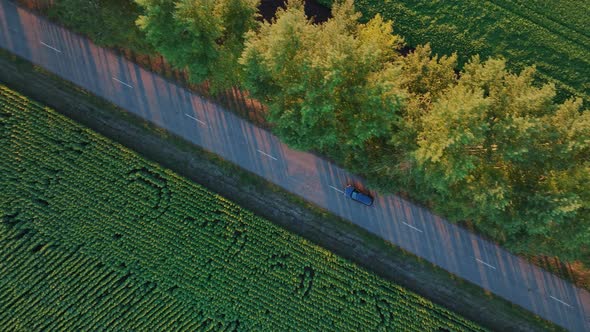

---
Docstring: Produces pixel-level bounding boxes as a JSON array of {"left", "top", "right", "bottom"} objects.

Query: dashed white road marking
[
  {"left": 256, "top": 149, "right": 277, "bottom": 161},
  {"left": 549, "top": 296, "right": 572, "bottom": 308},
  {"left": 40, "top": 41, "right": 61, "bottom": 53},
  {"left": 402, "top": 221, "right": 423, "bottom": 233},
  {"left": 329, "top": 185, "right": 345, "bottom": 194},
  {"left": 112, "top": 77, "right": 133, "bottom": 88},
  {"left": 475, "top": 258, "right": 497, "bottom": 270},
  {"left": 184, "top": 113, "right": 207, "bottom": 126}
]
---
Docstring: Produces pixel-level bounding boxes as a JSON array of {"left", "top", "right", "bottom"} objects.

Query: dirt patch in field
[{"left": 0, "top": 49, "right": 561, "bottom": 332}]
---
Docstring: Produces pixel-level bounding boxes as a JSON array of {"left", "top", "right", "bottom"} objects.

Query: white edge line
[
  {"left": 112, "top": 77, "right": 133, "bottom": 89},
  {"left": 475, "top": 258, "right": 497, "bottom": 270},
  {"left": 40, "top": 41, "right": 61, "bottom": 53},
  {"left": 256, "top": 149, "right": 278, "bottom": 161},
  {"left": 184, "top": 114, "right": 207, "bottom": 126},
  {"left": 402, "top": 221, "right": 423, "bottom": 233},
  {"left": 549, "top": 295, "right": 572, "bottom": 308},
  {"left": 328, "top": 185, "right": 345, "bottom": 194}
]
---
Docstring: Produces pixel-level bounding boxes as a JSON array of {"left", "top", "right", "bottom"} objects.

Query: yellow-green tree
[
  {"left": 240, "top": 0, "right": 405, "bottom": 155},
  {"left": 415, "top": 56, "right": 590, "bottom": 260},
  {"left": 370, "top": 45, "right": 458, "bottom": 193}
]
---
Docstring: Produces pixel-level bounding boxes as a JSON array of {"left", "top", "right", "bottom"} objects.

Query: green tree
[
  {"left": 240, "top": 0, "right": 405, "bottom": 155},
  {"left": 49, "top": 0, "right": 153, "bottom": 54},
  {"left": 135, "top": 0, "right": 259, "bottom": 91}
]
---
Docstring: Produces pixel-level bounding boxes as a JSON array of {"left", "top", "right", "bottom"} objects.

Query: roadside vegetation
[
  {"left": 20, "top": 0, "right": 590, "bottom": 281},
  {"left": 0, "top": 48, "right": 560, "bottom": 331},
  {"left": 0, "top": 84, "right": 487, "bottom": 331},
  {"left": 46, "top": 0, "right": 152, "bottom": 54},
  {"left": 317, "top": 0, "right": 590, "bottom": 103},
  {"left": 241, "top": 1, "right": 590, "bottom": 266}
]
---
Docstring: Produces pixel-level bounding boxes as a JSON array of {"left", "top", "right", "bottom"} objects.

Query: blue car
[{"left": 345, "top": 185, "right": 374, "bottom": 206}]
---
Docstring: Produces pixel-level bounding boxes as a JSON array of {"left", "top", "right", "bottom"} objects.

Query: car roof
[
  {"left": 346, "top": 185, "right": 373, "bottom": 205},
  {"left": 356, "top": 192, "right": 373, "bottom": 205}
]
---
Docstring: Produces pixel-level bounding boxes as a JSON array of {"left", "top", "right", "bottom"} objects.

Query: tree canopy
[
  {"left": 48, "top": 0, "right": 153, "bottom": 54},
  {"left": 414, "top": 57, "right": 590, "bottom": 259},
  {"left": 239, "top": 0, "right": 589, "bottom": 263},
  {"left": 135, "top": 0, "right": 259, "bottom": 91},
  {"left": 240, "top": 0, "right": 405, "bottom": 155}
]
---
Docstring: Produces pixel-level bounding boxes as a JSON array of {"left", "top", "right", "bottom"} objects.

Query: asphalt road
[{"left": 1, "top": 1, "right": 589, "bottom": 330}]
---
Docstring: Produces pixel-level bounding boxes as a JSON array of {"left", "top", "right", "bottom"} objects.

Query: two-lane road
[{"left": 1, "top": 1, "right": 589, "bottom": 330}]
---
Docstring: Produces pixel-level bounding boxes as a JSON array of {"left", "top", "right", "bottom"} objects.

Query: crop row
[{"left": 0, "top": 85, "right": 486, "bottom": 331}]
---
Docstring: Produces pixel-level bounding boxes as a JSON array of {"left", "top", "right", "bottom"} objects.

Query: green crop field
[
  {"left": 0, "top": 84, "right": 485, "bottom": 331},
  {"left": 318, "top": 0, "right": 590, "bottom": 103}
]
